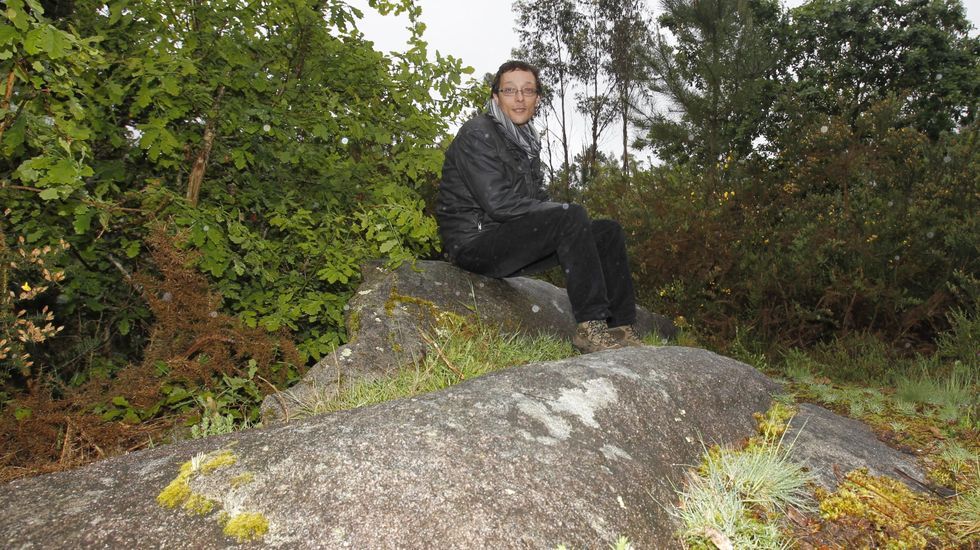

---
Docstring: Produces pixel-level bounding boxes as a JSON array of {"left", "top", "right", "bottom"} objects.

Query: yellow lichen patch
[
  {"left": 818, "top": 468, "right": 947, "bottom": 548},
  {"left": 230, "top": 472, "right": 255, "bottom": 488},
  {"left": 223, "top": 512, "right": 269, "bottom": 542},
  {"left": 201, "top": 449, "right": 238, "bottom": 474},
  {"left": 183, "top": 493, "right": 216, "bottom": 515}
]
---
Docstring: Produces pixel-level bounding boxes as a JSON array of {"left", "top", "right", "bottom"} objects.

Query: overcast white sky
[{"left": 349, "top": 0, "right": 980, "bottom": 163}]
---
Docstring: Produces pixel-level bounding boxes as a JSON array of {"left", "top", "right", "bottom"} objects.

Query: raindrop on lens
[
  {"left": 531, "top": 305, "right": 540, "bottom": 313},
  {"left": 820, "top": 125, "right": 829, "bottom": 134},
  {"left": 202, "top": 225, "right": 209, "bottom": 232},
  {"left": 209, "top": 311, "right": 218, "bottom": 318},
  {"left": 936, "top": 73, "right": 943, "bottom": 80},
  {"left": 927, "top": 231, "right": 934, "bottom": 238},
  {"left": 562, "top": 203, "right": 569, "bottom": 210},
  {"left": 341, "top": 137, "right": 349, "bottom": 145},
  {"left": 263, "top": 124, "right": 271, "bottom": 133},
  {"left": 943, "top": 155, "right": 951, "bottom": 163}
]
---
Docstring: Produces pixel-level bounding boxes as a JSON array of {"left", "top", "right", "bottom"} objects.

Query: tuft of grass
[
  {"left": 289, "top": 317, "right": 574, "bottom": 418},
  {"left": 950, "top": 484, "right": 980, "bottom": 543},
  {"left": 672, "top": 433, "right": 813, "bottom": 549},
  {"left": 806, "top": 332, "right": 897, "bottom": 382},
  {"left": 894, "top": 360, "right": 978, "bottom": 429},
  {"left": 781, "top": 348, "right": 816, "bottom": 383},
  {"left": 712, "top": 440, "right": 816, "bottom": 516}
]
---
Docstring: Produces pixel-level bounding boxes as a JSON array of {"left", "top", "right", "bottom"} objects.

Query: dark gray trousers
[{"left": 451, "top": 204, "right": 636, "bottom": 326}]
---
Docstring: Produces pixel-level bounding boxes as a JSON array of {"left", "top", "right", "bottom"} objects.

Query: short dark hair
[{"left": 491, "top": 60, "right": 541, "bottom": 95}]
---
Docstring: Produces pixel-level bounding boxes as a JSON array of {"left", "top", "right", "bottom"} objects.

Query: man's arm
[{"left": 452, "top": 127, "right": 559, "bottom": 222}]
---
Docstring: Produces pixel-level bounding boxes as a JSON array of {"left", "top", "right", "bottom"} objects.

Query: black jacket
[{"left": 436, "top": 114, "right": 559, "bottom": 258}]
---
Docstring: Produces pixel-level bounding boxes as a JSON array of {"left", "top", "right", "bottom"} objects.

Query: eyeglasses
[{"left": 498, "top": 87, "right": 539, "bottom": 98}]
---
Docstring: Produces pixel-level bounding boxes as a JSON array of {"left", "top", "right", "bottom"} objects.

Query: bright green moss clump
[
  {"left": 752, "top": 400, "right": 797, "bottom": 441},
  {"left": 223, "top": 512, "right": 269, "bottom": 542},
  {"left": 157, "top": 450, "right": 270, "bottom": 543},
  {"left": 156, "top": 459, "right": 195, "bottom": 508},
  {"left": 200, "top": 450, "right": 237, "bottom": 474},
  {"left": 183, "top": 493, "right": 216, "bottom": 515},
  {"left": 157, "top": 450, "right": 239, "bottom": 509}
]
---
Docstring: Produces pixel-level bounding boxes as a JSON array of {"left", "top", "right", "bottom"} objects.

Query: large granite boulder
[
  {"left": 261, "top": 260, "right": 677, "bottom": 422},
  {"left": 0, "top": 346, "right": 777, "bottom": 549}
]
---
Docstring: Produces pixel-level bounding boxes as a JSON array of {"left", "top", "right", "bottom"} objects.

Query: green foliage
[
  {"left": 1, "top": 0, "right": 476, "bottom": 398},
  {"left": 641, "top": 0, "right": 786, "bottom": 169},
  {"left": 785, "top": 0, "right": 979, "bottom": 138}
]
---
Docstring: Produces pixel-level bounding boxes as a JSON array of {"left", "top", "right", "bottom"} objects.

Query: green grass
[
  {"left": 287, "top": 316, "right": 575, "bottom": 418},
  {"left": 672, "top": 434, "right": 812, "bottom": 549}
]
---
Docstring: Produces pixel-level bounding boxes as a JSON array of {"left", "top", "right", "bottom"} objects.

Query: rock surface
[
  {"left": 785, "top": 403, "right": 932, "bottom": 492},
  {"left": 0, "top": 346, "right": 776, "bottom": 549},
  {"left": 261, "top": 260, "right": 677, "bottom": 422}
]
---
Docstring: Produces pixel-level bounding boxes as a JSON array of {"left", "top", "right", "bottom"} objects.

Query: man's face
[{"left": 492, "top": 69, "right": 538, "bottom": 126}]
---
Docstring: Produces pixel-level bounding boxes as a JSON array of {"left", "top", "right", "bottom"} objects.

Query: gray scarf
[{"left": 486, "top": 99, "right": 541, "bottom": 159}]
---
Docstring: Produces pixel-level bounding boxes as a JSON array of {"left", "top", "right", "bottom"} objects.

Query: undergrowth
[
  {"left": 709, "top": 310, "right": 980, "bottom": 547},
  {"left": 0, "top": 229, "right": 301, "bottom": 482}
]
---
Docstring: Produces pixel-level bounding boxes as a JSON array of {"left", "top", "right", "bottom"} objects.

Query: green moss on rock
[{"left": 223, "top": 512, "right": 269, "bottom": 542}]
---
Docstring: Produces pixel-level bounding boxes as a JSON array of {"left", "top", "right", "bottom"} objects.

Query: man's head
[{"left": 491, "top": 60, "right": 540, "bottom": 126}]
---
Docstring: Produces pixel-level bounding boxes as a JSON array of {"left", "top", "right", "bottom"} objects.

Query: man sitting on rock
[{"left": 436, "top": 60, "right": 642, "bottom": 353}]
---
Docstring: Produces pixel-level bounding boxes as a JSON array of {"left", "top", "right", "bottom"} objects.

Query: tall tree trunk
[
  {"left": 621, "top": 94, "right": 629, "bottom": 175},
  {"left": 186, "top": 85, "right": 225, "bottom": 207}
]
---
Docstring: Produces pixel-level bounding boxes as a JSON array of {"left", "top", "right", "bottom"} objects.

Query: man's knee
[
  {"left": 559, "top": 203, "right": 591, "bottom": 228},
  {"left": 593, "top": 219, "right": 626, "bottom": 244}
]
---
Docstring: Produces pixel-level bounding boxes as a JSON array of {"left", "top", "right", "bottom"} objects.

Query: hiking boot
[
  {"left": 607, "top": 325, "right": 644, "bottom": 347},
  {"left": 573, "top": 320, "right": 623, "bottom": 354}
]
